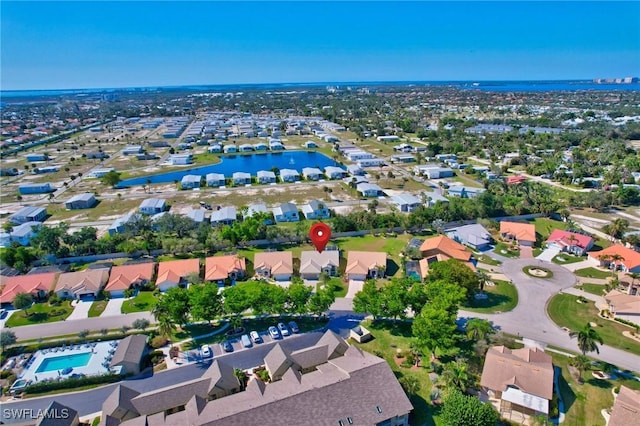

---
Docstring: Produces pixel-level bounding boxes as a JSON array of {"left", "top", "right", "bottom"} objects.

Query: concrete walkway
[
  {"left": 101, "top": 298, "right": 125, "bottom": 317},
  {"left": 66, "top": 300, "right": 92, "bottom": 321}
]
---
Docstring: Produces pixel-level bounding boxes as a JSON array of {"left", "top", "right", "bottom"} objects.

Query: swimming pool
[{"left": 36, "top": 352, "right": 92, "bottom": 373}]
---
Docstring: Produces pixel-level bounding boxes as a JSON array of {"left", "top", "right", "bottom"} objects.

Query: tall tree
[
  {"left": 440, "top": 390, "right": 499, "bottom": 426},
  {"left": 189, "top": 284, "right": 223, "bottom": 323},
  {"left": 569, "top": 354, "right": 591, "bottom": 383},
  {"left": 353, "top": 280, "right": 382, "bottom": 320},
  {"left": 569, "top": 323, "right": 604, "bottom": 355},
  {"left": 286, "top": 281, "right": 312, "bottom": 315},
  {"left": 155, "top": 287, "right": 190, "bottom": 327},
  {"left": 412, "top": 303, "right": 458, "bottom": 360},
  {"left": 13, "top": 292, "right": 34, "bottom": 315},
  {"left": 465, "top": 318, "right": 495, "bottom": 342},
  {"left": 426, "top": 260, "right": 478, "bottom": 300}
]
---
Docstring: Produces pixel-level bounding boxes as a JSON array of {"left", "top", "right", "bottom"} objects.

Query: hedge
[{"left": 22, "top": 373, "right": 123, "bottom": 395}]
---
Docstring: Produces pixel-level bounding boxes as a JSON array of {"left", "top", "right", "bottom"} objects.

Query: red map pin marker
[{"left": 309, "top": 222, "right": 331, "bottom": 253}]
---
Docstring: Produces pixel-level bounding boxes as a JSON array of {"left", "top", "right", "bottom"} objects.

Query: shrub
[
  {"left": 257, "top": 369, "right": 271, "bottom": 382},
  {"left": 0, "top": 370, "right": 12, "bottom": 379},
  {"left": 146, "top": 350, "right": 165, "bottom": 365},
  {"left": 48, "top": 294, "right": 62, "bottom": 306},
  {"left": 23, "top": 374, "right": 121, "bottom": 395},
  {"left": 151, "top": 336, "right": 168, "bottom": 349}
]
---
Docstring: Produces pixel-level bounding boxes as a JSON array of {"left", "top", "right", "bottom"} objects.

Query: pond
[{"left": 119, "top": 151, "right": 341, "bottom": 186}]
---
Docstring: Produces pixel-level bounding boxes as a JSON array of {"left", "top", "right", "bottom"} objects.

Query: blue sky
[{"left": 2, "top": 1, "right": 639, "bottom": 90}]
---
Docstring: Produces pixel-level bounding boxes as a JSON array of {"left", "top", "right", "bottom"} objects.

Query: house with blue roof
[
  {"left": 181, "top": 175, "right": 202, "bottom": 189},
  {"left": 273, "top": 203, "right": 300, "bottom": 223}
]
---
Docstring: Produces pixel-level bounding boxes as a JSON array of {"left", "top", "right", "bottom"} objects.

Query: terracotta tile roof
[
  {"left": 204, "top": 255, "right": 246, "bottom": 281},
  {"left": 609, "top": 385, "right": 640, "bottom": 426},
  {"left": 480, "top": 346, "right": 554, "bottom": 400},
  {"left": 105, "top": 263, "right": 155, "bottom": 292},
  {"left": 500, "top": 221, "right": 536, "bottom": 243},
  {"left": 546, "top": 229, "right": 594, "bottom": 250},
  {"left": 0, "top": 273, "right": 57, "bottom": 303},
  {"left": 253, "top": 252, "right": 293, "bottom": 275},
  {"left": 156, "top": 259, "right": 200, "bottom": 286},
  {"left": 419, "top": 235, "right": 472, "bottom": 262},
  {"left": 345, "top": 251, "right": 387, "bottom": 275},
  {"left": 588, "top": 244, "right": 640, "bottom": 270}
]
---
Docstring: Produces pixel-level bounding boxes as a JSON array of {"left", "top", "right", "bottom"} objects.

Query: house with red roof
[
  {"left": 506, "top": 175, "right": 527, "bottom": 185},
  {"left": 0, "top": 273, "right": 57, "bottom": 305},
  {"left": 204, "top": 255, "right": 246, "bottom": 286},
  {"left": 588, "top": 244, "right": 640, "bottom": 273},
  {"left": 105, "top": 263, "right": 156, "bottom": 298},
  {"left": 156, "top": 259, "right": 201, "bottom": 292},
  {"left": 545, "top": 229, "right": 594, "bottom": 256}
]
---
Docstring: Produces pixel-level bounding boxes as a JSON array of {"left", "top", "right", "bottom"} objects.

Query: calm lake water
[{"left": 119, "top": 151, "right": 340, "bottom": 186}]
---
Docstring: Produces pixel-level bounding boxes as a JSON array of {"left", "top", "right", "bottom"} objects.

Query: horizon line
[{"left": 3, "top": 78, "right": 639, "bottom": 94}]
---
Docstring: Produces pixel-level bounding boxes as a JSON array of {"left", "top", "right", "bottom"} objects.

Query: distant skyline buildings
[{"left": 1, "top": 1, "right": 639, "bottom": 90}]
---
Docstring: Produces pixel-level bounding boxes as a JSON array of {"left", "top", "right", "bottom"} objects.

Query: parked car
[
  {"left": 241, "top": 334, "right": 252, "bottom": 348},
  {"left": 201, "top": 345, "right": 212, "bottom": 358},
  {"left": 250, "top": 330, "right": 262, "bottom": 344},
  {"left": 277, "top": 322, "right": 290, "bottom": 336},
  {"left": 221, "top": 340, "right": 233, "bottom": 352},
  {"left": 288, "top": 321, "right": 299, "bottom": 333},
  {"left": 268, "top": 326, "right": 280, "bottom": 339}
]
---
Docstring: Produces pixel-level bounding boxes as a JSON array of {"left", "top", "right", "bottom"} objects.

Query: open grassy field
[
  {"left": 462, "top": 280, "right": 518, "bottom": 314},
  {"left": 533, "top": 217, "right": 566, "bottom": 241},
  {"left": 5, "top": 301, "right": 74, "bottom": 327},
  {"left": 352, "top": 320, "right": 440, "bottom": 426},
  {"left": 547, "top": 293, "right": 640, "bottom": 354}
]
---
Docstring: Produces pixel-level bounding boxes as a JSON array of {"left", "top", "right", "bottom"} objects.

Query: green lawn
[
  {"left": 475, "top": 254, "right": 502, "bottom": 266},
  {"left": 533, "top": 217, "right": 566, "bottom": 241},
  {"left": 574, "top": 267, "right": 612, "bottom": 279},
  {"left": 494, "top": 242, "right": 520, "bottom": 258},
  {"left": 5, "top": 301, "right": 74, "bottom": 327},
  {"left": 352, "top": 320, "right": 440, "bottom": 426},
  {"left": 576, "top": 283, "right": 608, "bottom": 296},
  {"left": 121, "top": 291, "right": 158, "bottom": 314},
  {"left": 88, "top": 299, "right": 108, "bottom": 318},
  {"left": 547, "top": 293, "right": 640, "bottom": 355},
  {"left": 552, "top": 253, "right": 586, "bottom": 265},
  {"left": 522, "top": 266, "right": 554, "bottom": 279},
  {"left": 462, "top": 280, "right": 518, "bottom": 314},
  {"left": 323, "top": 277, "right": 348, "bottom": 298}
]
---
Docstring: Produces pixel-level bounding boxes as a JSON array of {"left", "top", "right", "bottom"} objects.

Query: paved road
[
  {"left": 459, "top": 258, "right": 640, "bottom": 373},
  {"left": 7, "top": 312, "right": 154, "bottom": 340}
]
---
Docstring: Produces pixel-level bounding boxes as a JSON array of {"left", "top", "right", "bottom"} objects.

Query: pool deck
[{"left": 18, "top": 340, "right": 117, "bottom": 385}]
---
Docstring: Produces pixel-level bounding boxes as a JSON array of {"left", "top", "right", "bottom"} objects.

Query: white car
[
  {"left": 250, "top": 330, "right": 262, "bottom": 343},
  {"left": 278, "top": 322, "right": 290, "bottom": 337},
  {"left": 201, "top": 345, "right": 212, "bottom": 358}
]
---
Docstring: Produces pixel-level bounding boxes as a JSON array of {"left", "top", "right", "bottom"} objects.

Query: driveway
[
  {"left": 101, "top": 298, "right": 125, "bottom": 317},
  {"left": 519, "top": 246, "right": 534, "bottom": 259},
  {"left": 66, "top": 300, "right": 93, "bottom": 321},
  {"left": 536, "top": 247, "right": 560, "bottom": 262},
  {"left": 0, "top": 309, "right": 16, "bottom": 329},
  {"left": 345, "top": 280, "right": 364, "bottom": 298}
]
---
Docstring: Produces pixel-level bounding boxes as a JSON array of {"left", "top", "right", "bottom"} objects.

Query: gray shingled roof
[
  {"left": 316, "top": 330, "right": 349, "bottom": 360},
  {"left": 110, "top": 335, "right": 148, "bottom": 368},
  {"left": 264, "top": 343, "right": 292, "bottom": 380},
  {"left": 201, "top": 359, "right": 240, "bottom": 393},
  {"left": 289, "top": 345, "right": 329, "bottom": 370},
  {"left": 36, "top": 401, "right": 78, "bottom": 426},
  {"left": 131, "top": 377, "right": 210, "bottom": 416},
  {"left": 102, "top": 384, "right": 141, "bottom": 420}
]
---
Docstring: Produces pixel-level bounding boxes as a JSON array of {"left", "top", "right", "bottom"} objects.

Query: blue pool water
[
  {"left": 36, "top": 353, "right": 92, "bottom": 373},
  {"left": 119, "top": 151, "right": 341, "bottom": 186}
]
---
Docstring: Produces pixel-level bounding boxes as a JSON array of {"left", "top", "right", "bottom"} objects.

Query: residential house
[
  {"left": 254, "top": 251, "right": 294, "bottom": 281},
  {"left": 302, "top": 167, "right": 323, "bottom": 181},
  {"left": 96, "top": 330, "right": 411, "bottom": 426},
  {"left": 390, "top": 193, "right": 422, "bottom": 212},
  {"left": 269, "top": 139, "right": 284, "bottom": 150},
  {"left": 26, "top": 153, "right": 48, "bottom": 162},
  {"left": 37, "top": 401, "right": 79, "bottom": 426},
  {"left": 345, "top": 150, "right": 374, "bottom": 161},
  {"left": 86, "top": 151, "right": 108, "bottom": 160},
  {"left": 211, "top": 207, "right": 237, "bottom": 226},
  {"left": 324, "top": 166, "right": 346, "bottom": 180},
  {"left": 588, "top": 245, "right": 640, "bottom": 273},
  {"left": 208, "top": 144, "right": 222, "bottom": 153},
  {"left": 223, "top": 144, "right": 237, "bottom": 153},
  {"left": 108, "top": 212, "right": 138, "bottom": 236},
  {"left": 110, "top": 334, "right": 148, "bottom": 376},
  {"left": 168, "top": 154, "right": 193, "bottom": 165},
  {"left": 500, "top": 221, "right": 537, "bottom": 246},
  {"left": 238, "top": 143, "right": 254, "bottom": 152},
  {"left": 122, "top": 145, "right": 143, "bottom": 155},
  {"left": 279, "top": 169, "right": 300, "bottom": 182},
  {"left": 205, "top": 255, "right": 246, "bottom": 285},
  {"left": 604, "top": 289, "right": 640, "bottom": 326},
  {"left": 181, "top": 175, "right": 202, "bottom": 189},
  {"left": 9, "top": 206, "right": 47, "bottom": 224},
  {"left": 608, "top": 385, "right": 640, "bottom": 426},
  {"left": 18, "top": 183, "right": 54, "bottom": 195},
  {"left": 447, "top": 185, "right": 486, "bottom": 198},
  {"left": 65, "top": 193, "right": 97, "bottom": 210},
  {"left": 357, "top": 157, "right": 385, "bottom": 168},
  {"left": 244, "top": 203, "right": 272, "bottom": 223},
  {"left": 273, "top": 203, "right": 300, "bottom": 223},
  {"left": 423, "top": 192, "right": 449, "bottom": 207},
  {"left": 0, "top": 221, "right": 41, "bottom": 247},
  {"left": 105, "top": 263, "right": 155, "bottom": 298},
  {"left": 304, "top": 141, "right": 317, "bottom": 148},
  {"left": 345, "top": 251, "right": 387, "bottom": 280},
  {"left": 88, "top": 167, "right": 115, "bottom": 178},
  {"left": 186, "top": 208, "right": 206, "bottom": 223},
  {"left": 506, "top": 175, "right": 528, "bottom": 185},
  {"left": 253, "top": 142, "right": 268, "bottom": 151},
  {"left": 206, "top": 173, "right": 226, "bottom": 187},
  {"left": 446, "top": 224, "right": 492, "bottom": 251},
  {"left": 301, "top": 200, "right": 330, "bottom": 220},
  {"left": 257, "top": 170, "right": 277, "bottom": 184},
  {"left": 480, "top": 346, "right": 554, "bottom": 418},
  {"left": 357, "top": 182, "right": 382, "bottom": 197},
  {"left": 414, "top": 165, "right": 454, "bottom": 179},
  {"left": 546, "top": 230, "right": 594, "bottom": 256},
  {"left": 155, "top": 259, "right": 200, "bottom": 291},
  {"left": 299, "top": 250, "right": 339, "bottom": 279},
  {"left": 232, "top": 172, "right": 252, "bottom": 186},
  {"left": 0, "top": 272, "right": 57, "bottom": 305},
  {"left": 346, "top": 164, "right": 364, "bottom": 176},
  {"left": 418, "top": 235, "right": 475, "bottom": 278},
  {"left": 139, "top": 198, "right": 167, "bottom": 215},
  {"left": 55, "top": 268, "right": 110, "bottom": 299}
]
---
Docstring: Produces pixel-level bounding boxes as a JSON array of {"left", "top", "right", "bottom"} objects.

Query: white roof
[{"left": 502, "top": 386, "right": 549, "bottom": 414}]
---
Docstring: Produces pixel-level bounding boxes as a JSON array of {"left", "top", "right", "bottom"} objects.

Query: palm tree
[
  {"left": 157, "top": 316, "right": 177, "bottom": 339},
  {"left": 476, "top": 270, "right": 491, "bottom": 293},
  {"left": 234, "top": 368, "right": 247, "bottom": 391},
  {"left": 465, "top": 318, "right": 494, "bottom": 342},
  {"left": 439, "top": 360, "right": 471, "bottom": 392},
  {"left": 569, "top": 323, "right": 604, "bottom": 355},
  {"left": 608, "top": 254, "right": 625, "bottom": 277},
  {"left": 569, "top": 354, "right": 591, "bottom": 383}
]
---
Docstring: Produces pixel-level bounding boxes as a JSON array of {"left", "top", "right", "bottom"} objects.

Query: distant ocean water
[{"left": 1, "top": 80, "right": 639, "bottom": 98}]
